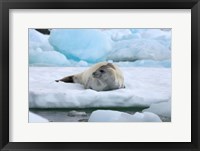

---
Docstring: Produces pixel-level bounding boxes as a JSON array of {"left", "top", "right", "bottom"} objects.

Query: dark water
[{"left": 30, "top": 107, "right": 171, "bottom": 122}]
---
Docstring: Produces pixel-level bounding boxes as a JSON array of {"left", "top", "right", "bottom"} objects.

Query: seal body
[{"left": 56, "top": 62, "right": 125, "bottom": 91}]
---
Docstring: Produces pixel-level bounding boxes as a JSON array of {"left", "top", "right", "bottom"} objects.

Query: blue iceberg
[{"left": 49, "top": 29, "right": 112, "bottom": 63}]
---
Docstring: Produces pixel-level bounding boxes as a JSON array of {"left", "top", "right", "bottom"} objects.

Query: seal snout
[
  {"left": 92, "top": 72, "right": 96, "bottom": 76},
  {"left": 92, "top": 72, "right": 97, "bottom": 77},
  {"left": 92, "top": 71, "right": 101, "bottom": 78}
]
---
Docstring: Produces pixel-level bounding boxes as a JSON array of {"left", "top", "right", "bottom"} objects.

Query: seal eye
[{"left": 99, "top": 69, "right": 105, "bottom": 73}]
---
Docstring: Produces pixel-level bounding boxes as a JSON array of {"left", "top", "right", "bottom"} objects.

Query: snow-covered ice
[
  {"left": 88, "top": 110, "right": 162, "bottom": 122},
  {"left": 29, "top": 67, "right": 171, "bottom": 108},
  {"left": 29, "top": 112, "right": 49, "bottom": 122}
]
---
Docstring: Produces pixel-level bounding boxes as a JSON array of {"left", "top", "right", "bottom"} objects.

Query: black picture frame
[{"left": 0, "top": 0, "right": 200, "bottom": 150}]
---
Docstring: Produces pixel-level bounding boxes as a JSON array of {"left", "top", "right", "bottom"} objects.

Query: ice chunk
[
  {"left": 29, "top": 112, "right": 49, "bottom": 122},
  {"left": 29, "top": 29, "right": 70, "bottom": 66},
  {"left": 29, "top": 29, "right": 47, "bottom": 43},
  {"left": 130, "top": 29, "right": 171, "bottom": 48},
  {"left": 108, "top": 39, "right": 171, "bottom": 62},
  {"left": 140, "top": 29, "right": 172, "bottom": 49},
  {"left": 88, "top": 110, "right": 162, "bottom": 122},
  {"left": 143, "top": 100, "right": 171, "bottom": 117},
  {"left": 74, "top": 60, "right": 89, "bottom": 67},
  {"left": 103, "top": 29, "right": 134, "bottom": 41},
  {"left": 29, "top": 29, "right": 55, "bottom": 52},
  {"left": 29, "top": 48, "right": 70, "bottom": 66},
  {"left": 49, "top": 29, "right": 112, "bottom": 63}
]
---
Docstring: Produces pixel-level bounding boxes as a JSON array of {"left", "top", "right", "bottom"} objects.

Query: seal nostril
[{"left": 92, "top": 72, "right": 96, "bottom": 76}]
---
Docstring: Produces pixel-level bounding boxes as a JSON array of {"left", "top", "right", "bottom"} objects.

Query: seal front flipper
[{"left": 55, "top": 75, "right": 74, "bottom": 83}]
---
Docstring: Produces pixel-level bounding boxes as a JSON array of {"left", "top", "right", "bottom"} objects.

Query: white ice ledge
[{"left": 29, "top": 67, "right": 171, "bottom": 108}]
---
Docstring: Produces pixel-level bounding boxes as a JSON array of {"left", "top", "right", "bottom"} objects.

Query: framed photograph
[
  {"left": 29, "top": 27, "right": 172, "bottom": 123},
  {"left": 0, "top": 0, "right": 199, "bottom": 150}
]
